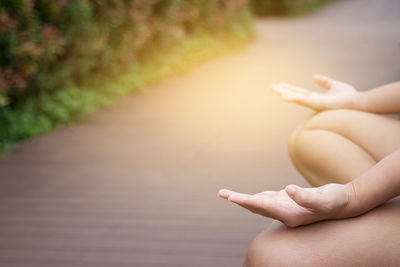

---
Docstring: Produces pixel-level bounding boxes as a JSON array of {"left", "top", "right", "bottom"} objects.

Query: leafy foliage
[
  {"left": 250, "top": 0, "right": 332, "bottom": 16},
  {"left": 0, "top": 0, "right": 253, "bottom": 152}
]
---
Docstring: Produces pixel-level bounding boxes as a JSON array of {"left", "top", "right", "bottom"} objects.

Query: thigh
[
  {"left": 245, "top": 197, "right": 400, "bottom": 267},
  {"left": 304, "top": 110, "right": 400, "bottom": 161}
]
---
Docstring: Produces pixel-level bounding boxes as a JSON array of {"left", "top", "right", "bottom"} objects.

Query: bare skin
[
  {"left": 272, "top": 75, "right": 400, "bottom": 114},
  {"left": 244, "top": 197, "right": 400, "bottom": 267},
  {"left": 218, "top": 75, "right": 400, "bottom": 266},
  {"left": 288, "top": 109, "right": 400, "bottom": 186}
]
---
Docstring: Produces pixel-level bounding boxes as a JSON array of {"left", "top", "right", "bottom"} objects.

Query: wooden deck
[{"left": 1, "top": 0, "right": 399, "bottom": 266}]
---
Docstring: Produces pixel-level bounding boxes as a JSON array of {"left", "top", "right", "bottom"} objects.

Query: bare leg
[
  {"left": 289, "top": 109, "right": 400, "bottom": 186},
  {"left": 244, "top": 197, "right": 400, "bottom": 267},
  {"left": 243, "top": 110, "right": 400, "bottom": 266}
]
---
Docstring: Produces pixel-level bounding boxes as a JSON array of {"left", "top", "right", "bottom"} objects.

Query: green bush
[
  {"left": 0, "top": 0, "right": 254, "bottom": 152},
  {"left": 0, "top": 0, "right": 252, "bottom": 96},
  {"left": 250, "top": 0, "right": 332, "bottom": 15}
]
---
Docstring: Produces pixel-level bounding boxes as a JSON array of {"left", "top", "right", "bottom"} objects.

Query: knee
[
  {"left": 288, "top": 109, "right": 353, "bottom": 164},
  {"left": 244, "top": 228, "right": 295, "bottom": 267},
  {"left": 304, "top": 109, "right": 358, "bottom": 130},
  {"left": 288, "top": 122, "right": 305, "bottom": 165},
  {"left": 243, "top": 231, "right": 275, "bottom": 267},
  {"left": 287, "top": 118, "right": 312, "bottom": 167}
]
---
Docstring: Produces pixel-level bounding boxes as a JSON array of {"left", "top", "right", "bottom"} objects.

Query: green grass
[
  {"left": 250, "top": 0, "right": 336, "bottom": 16},
  {"left": 0, "top": 14, "right": 254, "bottom": 153},
  {"left": 287, "top": 0, "right": 336, "bottom": 16}
]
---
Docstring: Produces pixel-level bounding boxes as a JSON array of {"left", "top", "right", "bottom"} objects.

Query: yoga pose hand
[
  {"left": 272, "top": 74, "right": 358, "bottom": 111},
  {"left": 218, "top": 183, "right": 350, "bottom": 227}
]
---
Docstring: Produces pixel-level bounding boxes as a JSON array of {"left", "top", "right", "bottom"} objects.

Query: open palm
[
  {"left": 219, "top": 183, "right": 350, "bottom": 227},
  {"left": 272, "top": 74, "right": 358, "bottom": 111}
]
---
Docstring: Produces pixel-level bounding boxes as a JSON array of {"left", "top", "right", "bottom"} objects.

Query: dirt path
[{"left": 0, "top": 0, "right": 399, "bottom": 266}]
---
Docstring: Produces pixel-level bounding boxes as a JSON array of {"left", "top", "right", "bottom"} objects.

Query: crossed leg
[
  {"left": 244, "top": 110, "right": 400, "bottom": 266},
  {"left": 289, "top": 109, "right": 400, "bottom": 186},
  {"left": 244, "top": 197, "right": 400, "bottom": 267}
]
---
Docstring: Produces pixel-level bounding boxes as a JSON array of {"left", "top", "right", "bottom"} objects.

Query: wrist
[
  {"left": 327, "top": 183, "right": 357, "bottom": 220},
  {"left": 340, "top": 182, "right": 358, "bottom": 218},
  {"left": 349, "top": 91, "right": 365, "bottom": 111}
]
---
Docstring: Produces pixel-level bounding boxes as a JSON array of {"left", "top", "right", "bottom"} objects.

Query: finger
[
  {"left": 223, "top": 192, "right": 262, "bottom": 214},
  {"left": 286, "top": 92, "right": 323, "bottom": 110},
  {"left": 254, "top": 191, "right": 276, "bottom": 197},
  {"left": 274, "top": 85, "right": 313, "bottom": 103},
  {"left": 228, "top": 193, "right": 254, "bottom": 204},
  {"left": 313, "top": 74, "right": 336, "bottom": 89},
  {"left": 218, "top": 189, "right": 237, "bottom": 199},
  {"left": 228, "top": 193, "right": 265, "bottom": 210},
  {"left": 229, "top": 194, "right": 264, "bottom": 214},
  {"left": 282, "top": 91, "right": 310, "bottom": 105},
  {"left": 279, "top": 83, "right": 311, "bottom": 95},
  {"left": 285, "top": 185, "right": 322, "bottom": 210},
  {"left": 229, "top": 193, "right": 281, "bottom": 220},
  {"left": 272, "top": 85, "right": 301, "bottom": 99},
  {"left": 274, "top": 85, "right": 321, "bottom": 110},
  {"left": 236, "top": 203, "right": 262, "bottom": 215},
  {"left": 271, "top": 84, "right": 286, "bottom": 96}
]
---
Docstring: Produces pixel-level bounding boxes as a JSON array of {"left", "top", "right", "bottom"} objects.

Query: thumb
[
  {"left": 314, "top": 74, "right": 336, "bottom": 89},
  {"left": 285, "top": 185, "right": 322, "bottom": 210}
]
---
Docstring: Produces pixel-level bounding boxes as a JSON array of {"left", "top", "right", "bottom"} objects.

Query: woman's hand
[
  {"left": 272, "top": 74, "right": 359, "bottom": 111},
  {"left": 218, "top": 183, "right": 351, "bottom": 227}
]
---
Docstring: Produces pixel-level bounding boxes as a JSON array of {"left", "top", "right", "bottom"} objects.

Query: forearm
[
  {"left": 352, "top": 82, "right": 400, "bottom": 114},
  {"left": 342, "top": 149, "right": 400, "bottom": 218}
]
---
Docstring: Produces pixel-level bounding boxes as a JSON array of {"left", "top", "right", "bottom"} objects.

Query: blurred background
[{"left": 0, "top": 0, "right": 399, "bottom": 266}]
